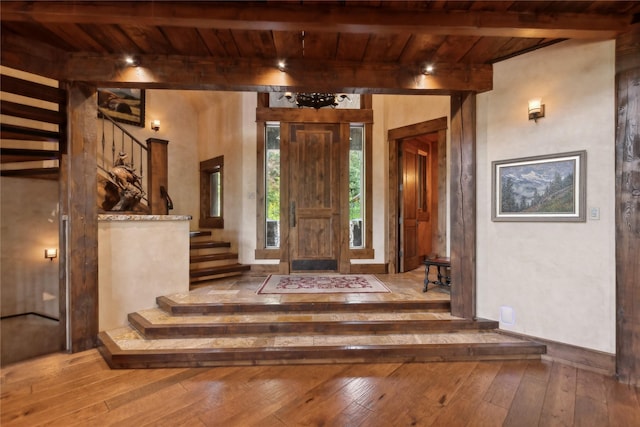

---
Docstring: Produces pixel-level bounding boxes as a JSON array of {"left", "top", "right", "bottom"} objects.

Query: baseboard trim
[
  {"left": 497, "top": 330, "right": 615, "bottom": 376},
  {"left": 350, "top": 263, "right": 388, "bottom": 274}
]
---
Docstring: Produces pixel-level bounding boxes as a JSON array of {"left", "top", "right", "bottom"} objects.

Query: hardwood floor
[{"left": 1, "top": 349, "right": 638, "bottom": 426}]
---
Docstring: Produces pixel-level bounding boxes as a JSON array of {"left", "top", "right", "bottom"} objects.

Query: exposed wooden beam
[
  {"left": 0, "top": 1, "right": 631, "bottom": 39},
  {"left": 0, "top": 32, "right": 67, "bottom": 81},
  {"left": 63, "top": 55, "right": 493, "bottom": 94}
]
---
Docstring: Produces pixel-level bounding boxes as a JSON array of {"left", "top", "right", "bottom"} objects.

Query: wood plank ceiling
[{"left": 1, "top": 1, "right": 639, "bottom": 94}]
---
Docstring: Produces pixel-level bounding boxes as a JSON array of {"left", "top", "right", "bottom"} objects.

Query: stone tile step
[
  {"left": 157, "top": 295, "right": 451, "bottom": 315},
  {"left": 97, "top": 328, "right": 546, "bottom": 369},
  {"left": 128, "top": 308, "right": 499, "bottom": 339}
]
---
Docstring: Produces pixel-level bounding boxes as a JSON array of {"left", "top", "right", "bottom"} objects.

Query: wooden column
[
  {"left": 146, "top": 138, "right": 169, "bottom": 215},
  {"left": 449, "top": 92, "right": 476, "bottom": 319},
  {"left": 60, "top": 82, "right": 98, "bottom": 352},
  {"left": 615, "top": 23, "right": 640, "bottom": 386}
]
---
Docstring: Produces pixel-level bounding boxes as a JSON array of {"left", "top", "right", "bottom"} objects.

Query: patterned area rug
[{"left": 257, "top": 274, "right": 391, "bottom": 294}]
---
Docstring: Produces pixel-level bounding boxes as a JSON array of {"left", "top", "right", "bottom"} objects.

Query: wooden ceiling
[{"left": 1, "top": 1, "right": 639, "bottom": 94}]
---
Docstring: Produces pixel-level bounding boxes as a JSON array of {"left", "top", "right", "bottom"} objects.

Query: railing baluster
[
  {"left": 111, "top": 121, "right": 115, "bottom": 166},
  {"left": 130, "top": 136, "right": 134, "bottom": 169},
  {"left": 101, "top": 118, "right": 106, "bottom": 169},
  {"left": 99, "top": 111, "right": 150, "bottom": 204},
  {"left": 139, "top": 143, "right": 144, "bottom": 177}
]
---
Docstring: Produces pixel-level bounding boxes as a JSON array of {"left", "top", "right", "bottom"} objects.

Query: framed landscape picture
[
  {"left": 491, "top": 151, "right": 586, "bottom": 222},
  {"left": 97, "top": 88, "right": 145, "bottom": 127}
]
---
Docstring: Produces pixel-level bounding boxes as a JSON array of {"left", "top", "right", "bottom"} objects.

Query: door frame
[{"left": 388, "top": 117, "right": 448, "bottom": 274}]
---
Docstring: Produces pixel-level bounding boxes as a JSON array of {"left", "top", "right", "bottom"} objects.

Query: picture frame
[
  {"left": 491, "top": 150, "right": 586, "bottom": 222},
  {"left": 97, "top": 88, "right": 145, "bottom": 127}
]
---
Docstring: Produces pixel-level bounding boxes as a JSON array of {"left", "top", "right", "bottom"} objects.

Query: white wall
[{"left": 476, "top": 40, "right": 616, "bottom": 353}]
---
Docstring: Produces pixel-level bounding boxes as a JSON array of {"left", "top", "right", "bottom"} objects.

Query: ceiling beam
[
  {"left": 62, "top": 54, "right": 493, "bottom": 94},
  {"left": 1, "top": 30, "right": 68, "bottom": 81},
  {"left": 0, "top": 1, "right": 631, "bottom": 39}
]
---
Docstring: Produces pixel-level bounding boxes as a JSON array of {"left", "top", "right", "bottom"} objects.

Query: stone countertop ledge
[{"left": 98, "top": 214, "right": 192, "bottom": 222}]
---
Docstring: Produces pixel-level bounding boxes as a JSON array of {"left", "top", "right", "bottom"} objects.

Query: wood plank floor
[{"left": 2, "top": 349, "right": 638, "bottom": 426}]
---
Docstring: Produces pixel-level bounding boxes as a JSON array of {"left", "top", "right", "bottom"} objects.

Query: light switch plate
[{"left": 590, "top": 207, "right": 600, "bottom": 220}]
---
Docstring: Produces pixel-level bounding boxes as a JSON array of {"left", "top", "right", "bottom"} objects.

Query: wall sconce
[
  {"left": 422, "top": 64, "right": 434, "bottom": 75},
  {"left": 151, "top": 120, "right": 160, "bottom": 132},
  {"left": 528, "top": 98, "right": 545, "bottom": 122},
  {"left": 44, "top": 248, "right": 57, "bottom": 261}
]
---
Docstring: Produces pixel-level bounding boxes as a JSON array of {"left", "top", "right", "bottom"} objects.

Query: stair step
[
  {"left": 1, "top": 123, "right": 61, "bottom": 142},
  {"left": 0, "top": 148, "right": 60, "bottom": 163},
  {"left": 98, "top": 328, "right": 546, "bottom": 369},
  {"left": 157, "top": 296, "right": 451, "bottom": 315},
  {"left": 190, "top": 241, "right": 231, "bottom": 250},
  {"left": 189, "top": 264, "right": 251, "bottom": 279},
  {"left": 129, "top": 308, "right": 499, "bottom": 339},
  {"left": 0, "top": 167, "right": 59, "bottom": 179},
  {"left": 189, "top": 230, "right": 212, "bottom": 238},
  {"left": 190, "top": 252, "right": 238, "bottom": 264}
]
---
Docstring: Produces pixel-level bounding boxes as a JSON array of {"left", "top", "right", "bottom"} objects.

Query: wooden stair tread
[
  {"left": 0, "top": 167, "right": 59, "bottom": 179},
  {"left": 1, "top": 123, "right": 61, "bottom": 142},
  {"left": 98, "top": 328, "right": 546, "bottom": 369},
  {"left": 189, "top": 230, "right": 212, "bottom": 238},
  {"left": 190, "top": 241, "right": 231, "bottom": 250},
  {"left": 0, "top": 148, "right": 60, "bottom": 163},
  {"left": 190, "top": 252, "right": 238, "bottom": 263},
  {"left": 156, "top": 295, "right": 451, "bottom": 315},
  {"left": 129, "top": 309, "right": 498, "bottom": 338},
  {"left": 189, "top": 264, "right": 251, "bottom": 278}
]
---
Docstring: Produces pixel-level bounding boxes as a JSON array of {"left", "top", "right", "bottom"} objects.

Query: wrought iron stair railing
[{"left": 98, "top": 111, "right": 149, "bottom": 204}]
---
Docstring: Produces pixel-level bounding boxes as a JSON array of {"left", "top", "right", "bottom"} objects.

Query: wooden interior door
[
  {"left": 289, "top": 123, "right": 341, "bottom": 272},
  {"left": 400, "top": 136, "right": 437, "bottom": 272}
]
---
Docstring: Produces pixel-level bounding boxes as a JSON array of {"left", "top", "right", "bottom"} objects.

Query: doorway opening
[{"left": 388, "top": 117, "right": 448, "bottom": 274}]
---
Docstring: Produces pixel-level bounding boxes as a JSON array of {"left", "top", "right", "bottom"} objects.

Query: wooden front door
[
  {"left": 288, "top": 123, "right": 341, "bottom": 272},
  {"left": 400, "top": 136, "right": 438, "bottom": 272}
]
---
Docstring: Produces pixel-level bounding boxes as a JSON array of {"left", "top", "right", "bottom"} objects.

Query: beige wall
[
  {"left": 104, "top": 90, "right": 201, "bottom": 229},
  {"left": 476, "top": 40, "right": 616, "bottom": 353},
  {"left": 372, "top": 94, "right": 452, "bottom": 262},
  {"left": 0, "top": 177, "right": 59, "bottom": 318},
  {"left": 98, "top": 217, "right": 190, "bottom": 330}
]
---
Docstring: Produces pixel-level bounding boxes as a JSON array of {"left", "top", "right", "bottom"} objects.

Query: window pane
[
  {"left": 349, "top": 125, "right": 364, "bottom": 248},
  {"left": 265, "top": 124, "right": 280, "bottom": 248},
  {"left": 209, "top": 170, "right": 221, "bottom": 217}
]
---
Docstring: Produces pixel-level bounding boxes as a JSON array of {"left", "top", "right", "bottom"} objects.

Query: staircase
[
  {"left": 97, "top": 284, "right": 546, "bottom": 369},
  {"left": 189, "top": 231, "right": 251, "bottom": 286},
  {"left": 1, "top": 74, "right": 64, "bottom": 180}
]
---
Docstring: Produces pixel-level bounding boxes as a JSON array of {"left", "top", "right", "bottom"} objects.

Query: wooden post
[
  {"left": 615, "top": 23, "right": 640, "bottom": 386},
  {"left": 450, "top": 92, "right": 476, "bottom": 319},
  {"left": 60, "top": 82, "right": 98, "bottom": 352},
  {"left": 146, "top": 138, "right": 169, "bottom": 215}
]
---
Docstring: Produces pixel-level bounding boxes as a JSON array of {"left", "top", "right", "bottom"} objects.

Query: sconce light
[
  {"left": 528, "top": 98, "right": 545, "bottom": 122},
  {"left": 278, "top": 60, "right": 286, "bottom": 72},
  {"left": 151, "top": 120, "right": 160, "bottom": 132},
  {"left": 422, "top": 64, "right": 434, "bottom": 75},
  {"left": 44, "top": 248, "right": 57, "bottom": 261}
]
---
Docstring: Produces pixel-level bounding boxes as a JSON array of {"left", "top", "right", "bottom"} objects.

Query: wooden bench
[{"left": 423, "top": 257, "right": 451, "bottom": 292}]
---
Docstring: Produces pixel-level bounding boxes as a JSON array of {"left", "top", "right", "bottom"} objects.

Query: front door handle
[{"left": 290, "top": 201, "right": 296, "bottom": 227}]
